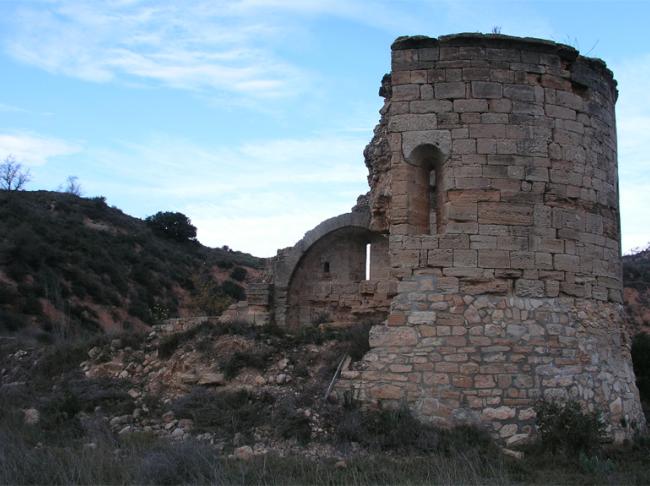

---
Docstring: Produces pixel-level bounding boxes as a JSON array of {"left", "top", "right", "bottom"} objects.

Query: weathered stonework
[{"left": 246, "top": 33, "right": 645, "bottom": 442}]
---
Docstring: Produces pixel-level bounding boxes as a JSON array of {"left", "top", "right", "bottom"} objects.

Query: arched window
[{"left": 406, "top": 144, "right": 445, "bottom": 235}]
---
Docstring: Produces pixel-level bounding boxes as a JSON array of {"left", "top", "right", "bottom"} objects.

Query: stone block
[
  {"left": 515, "top": 279, "right": 545, "bottom": 297},
  {"left": 510, "top": 251, "right": 535, "bottom": 269},
  {"left": 453, "top": 99, "right": 488, "bottom": 112},
  {"left": 554, "top": 254, "right": 580, "bottom": 272},
  {"left": 437, "top": 233, "right": 469, "bottom": 249},
  {"left": 392, "top": 84, "right": 420, "bottom": 101},
  {"left": 446, "top": 202, "right": 477, "bottom": 222},
  {"left": 427, "top": 249, "right": 453, "bottom": 267},
  {"left": 402, "top": 130, "right": 452, "bottom": 159},
  {"left": 370, "top": 384, "right": 403, "bottom": 400},
  {"left": 475, "top": 375, "right": 496, "bottom": 388},
  {"left": 452, "top": 138, "right": 477, "bottom": 154},
  {"left": 408, "top": 311, "right": 436, "bottom": 324},
  {"left": 410, "top": 99, "right": 453, "bottom": 113},
  {"left": 369, "top": 326, "right": 418, "bottom": 347},
  {"left": 478, "top": 250, "right": 510, "bottom": 268},
  {"left": 448, "top": 189, "right": 500, "bottom": 203},
  {"left": 434, "top": 82, "right": 467, "bottom": 99},
  {"left": 389, "top": 114, "right": 438, "bottom": 132},
  {"left": 470, "top": 235, "right": 497, "bottom": 249},
  {"left": 454, "top": 249, "right": 478, "bottom": 267},
  {"left": 469, "top": 124, "right": 506, "bottom": 138},
  {"left": 471, "top": 81, "right": 503, "bottom": 98},
  {"left": 460, "top": 278, "right": 510, "bottom": 294},
  {"left": 478, "top": 202, "right": 533, "bottom": 225},
  {"left": 481, "top": 406, "right": 516, "bottom": 421}
]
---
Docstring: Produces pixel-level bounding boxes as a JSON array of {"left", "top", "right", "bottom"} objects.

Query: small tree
[
  {"left": 0, "top": 155, "right": 31, "bottom": 191},
  {"left": 145, "top": 211, "right": 197, "bottom": 242},
  {"left": 64, "top": 176, "right": 82, "bottom": 196}
]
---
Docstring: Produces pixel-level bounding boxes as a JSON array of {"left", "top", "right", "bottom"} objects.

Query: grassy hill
[
  {"left": 0, "top": 190, "right": 264, "bottom": 340},
  {"left": 623, "top": 245, "right": 650, "bottom": 334}
]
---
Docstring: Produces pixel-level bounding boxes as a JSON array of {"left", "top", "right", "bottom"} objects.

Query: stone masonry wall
[{"left": 337, "top": 34, "right": 645, "bottom": 443}]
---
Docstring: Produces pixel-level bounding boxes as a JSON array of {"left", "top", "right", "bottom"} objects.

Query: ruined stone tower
[{"left": 251, "top": 33, "right": 646, "bottom": 443}]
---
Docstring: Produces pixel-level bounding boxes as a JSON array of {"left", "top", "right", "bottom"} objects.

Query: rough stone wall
[
  {"left": 270, "top": 209, "right": 392, "bottom": 329},
  {"left": 286, "top": 227, "right": 390, "bottom": 327},
  {"left": 337, "top": 33, "right": 645, "bottom": 442}
]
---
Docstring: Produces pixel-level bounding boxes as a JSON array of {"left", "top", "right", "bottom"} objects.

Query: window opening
[
  {"left": 323, "top": 261, "right": 330, "bottom": 273},
  {"left": 365, "top": 243, "right": 371, "bottom": 280}
]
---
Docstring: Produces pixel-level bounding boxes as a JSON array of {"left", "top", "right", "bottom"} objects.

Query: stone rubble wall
[{"left": 337, "top": 33, "right": 646, "bottom": 442}]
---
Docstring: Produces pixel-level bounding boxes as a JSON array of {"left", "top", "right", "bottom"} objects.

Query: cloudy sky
[{"left": 0, "top": 0, "right": 648, "bottom": 256}]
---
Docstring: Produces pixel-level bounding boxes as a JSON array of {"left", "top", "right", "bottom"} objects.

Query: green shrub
[
  {"left": 273, "top": 398, "right": 311, "bottom": 444},
  {"left": 335, "top": 400, "right": 496, "bottom": 455},
  {"left": 534, "top": 399, "right": 606, "bottom": 456},
  {"left": 35, "top": 338, "right": 105, "bottom": 378},
  {"left": 342, "top": 321, "right": 372, "bottom": 361},
  {"left": 0, "top": 309, "right": 27, "bottom": 331},
  {"left": 221, "top": 280, "right": 245, "bottom": 301},
  {"left": 230, "top": 266, "right": 247, "bottom": 282},
  {"left": 22, "top": 295, "right": 42, "bottom": 315},
  {"left": 172, "top": 388, "right": 273, "bottom": 436},
  {"left": 0, "top": 283, "right": 17, "bottom": 304},
  {"left": 145, "top": 211, "right": 197, "bottom": 242},
  {"left": 219, "top": 348, "right": 272, "bottom": 379}
]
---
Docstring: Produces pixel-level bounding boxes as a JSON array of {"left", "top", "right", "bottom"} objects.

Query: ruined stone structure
[{"left": 243, "top": 33, "right": 645, "bottom": 442}]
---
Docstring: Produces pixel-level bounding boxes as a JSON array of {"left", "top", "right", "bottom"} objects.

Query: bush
[
  {"left": 273, "top": 397, "right": 311, "bottom": 444},
  {"left": 334, "top": 399, "right": 498, "bottom": 456},
  {"left": 172, "top": 388, "right": 273, "bottom": 436},
  {"left": 219, "top": 348, "right": 272, "bottom": 379},
  {"left": 230, "top": 267, "right": 247, "bottom": 282},
  {"left": 221, "top": 280, "right": 245, "bottom": 301},
  {"left": 0, "top": 309, "right": 27, "bottom": 331},
  {"left": 35, "top": 338, "right": 105, "bottom": 378},
  {"left": 342, "top": 321, "right": 372, "bottom": 361},
  {"left": 534, "top": 399, "right": 606, "bottom": 456},
  {"left": 145, "top": 211, "right": 197, "bottom": 243}
]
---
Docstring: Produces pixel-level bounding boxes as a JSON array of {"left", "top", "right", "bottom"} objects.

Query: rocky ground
[{"left": 0, "top": 319, "right": 373, "bottom": 461}]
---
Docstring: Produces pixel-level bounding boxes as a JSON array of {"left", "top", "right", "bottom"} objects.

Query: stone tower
[{"left": 333, "top": 33, "right": 646, "bottom": 443}]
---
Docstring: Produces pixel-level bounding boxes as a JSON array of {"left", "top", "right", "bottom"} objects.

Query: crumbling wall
[
  {"left": 338, "top": 33, "right": 645, "bottom": 443},
  {"left": 286, "top": 228, "right": 389, "bottom": 327},
  {"left": 271, "top": 209, "right": 392, "bottom": 329}
]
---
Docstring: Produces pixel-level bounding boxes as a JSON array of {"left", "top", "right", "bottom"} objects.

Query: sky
[{"left": 0, "top": 0, "right": 649, "bottom": 257}]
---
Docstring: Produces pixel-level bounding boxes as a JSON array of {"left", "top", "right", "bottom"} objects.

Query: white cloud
[
  {"left": 0, "top": 132, "right": 81, "bottom": 166},
  {"left": 83, "top": 132, "right": 369, "bottom": 255},
  {"left": 1, "top": 0, "right": 432, "bottom": 101},
  {"left": 3, "top": 1, "right": 308, "bottom": 99},
  {"left": 188, "top": 202, "right": 351, "bottom": 257}
]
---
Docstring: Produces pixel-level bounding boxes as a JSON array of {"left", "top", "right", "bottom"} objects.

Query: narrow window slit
[{"left": 365, "top": 243, "right": 371, "bottom": 280}]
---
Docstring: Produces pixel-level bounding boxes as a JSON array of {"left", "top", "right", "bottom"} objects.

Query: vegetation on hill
[
  {"left": 623, "top": 245, "right": 650, "bottom": 293},
  {"left": 0, "top": 191, "right": 263, "bottom": 339},
  {"left": 623, "top": 245, "right": 650, "bottom": 335}
]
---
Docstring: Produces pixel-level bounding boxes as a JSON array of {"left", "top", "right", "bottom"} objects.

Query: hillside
[
  {"left": 0, "top": 191, "right": 264, "bottom": 339},
  {"left": 623, "top": 245, "right": 650, "bottom": 335}
]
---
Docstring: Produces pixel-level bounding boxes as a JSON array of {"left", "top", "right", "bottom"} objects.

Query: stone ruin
[{"left": 233, "top": 33, "right": 646, "bottom": 443}]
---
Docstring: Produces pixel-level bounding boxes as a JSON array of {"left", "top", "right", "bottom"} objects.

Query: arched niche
[
  {"left": 405, "top": 143, "right": 447, "bottom": 235},
  {"left": 285, "top": 227, "right": 389, "bottom": 328}
]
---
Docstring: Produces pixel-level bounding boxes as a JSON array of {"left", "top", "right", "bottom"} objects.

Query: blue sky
[{"left": 1, "top": 0, "right": 649, "bottom": 257}]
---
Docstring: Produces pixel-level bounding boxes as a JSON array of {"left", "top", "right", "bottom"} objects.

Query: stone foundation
[{"left": 337, "top": 291, "right": 643, "bottom": 442}]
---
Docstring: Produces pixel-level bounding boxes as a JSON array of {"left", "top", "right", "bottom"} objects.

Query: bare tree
[
  {"left": 0, "top": 155, "right": 31, "bottom": 191},
  {"left": 64, "top": 175, "right": 82, "bottom": 196}
]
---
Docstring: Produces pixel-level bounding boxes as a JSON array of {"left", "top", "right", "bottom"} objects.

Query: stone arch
[
  {"left": 405, "top": 143, "right": 447, "bottom": 234},
  {"left": 271, "top": 210, "right": 390, "bottom": 327}
]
